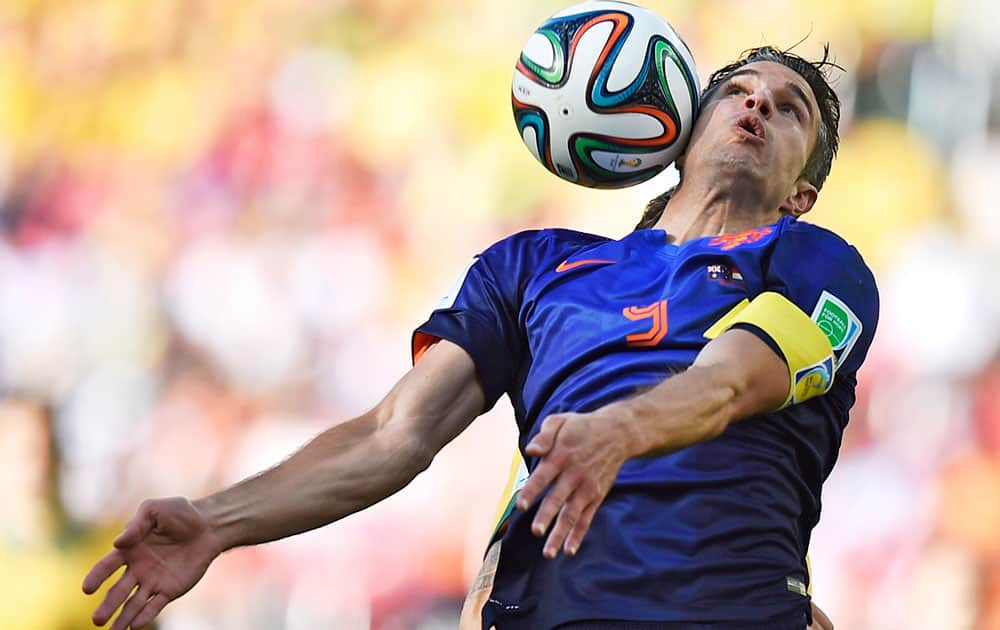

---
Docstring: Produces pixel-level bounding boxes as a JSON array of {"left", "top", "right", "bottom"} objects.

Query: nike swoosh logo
[{"left": 555, "top": 258, "right": 616, "bottom": 273}]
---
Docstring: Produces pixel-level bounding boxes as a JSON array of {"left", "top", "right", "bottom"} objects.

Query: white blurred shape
[
  {"left": 77, "top": 247, "right": 163, "bottom": 369},
  {"left": 908, "top": 46, "right": 989, "bottom": 155},
  {"left": 141, "top": 394, "right": 221, "bottom": 497},
  {"left": 880, "top": 542, "right": 978, "bottom": 630},
  {"left": 271, "top": 47, "right": 354, "bottom": 134},
  {"left": 0, "top": 242, "right": 82, "bottom": 399},
  {"left": 59, "top": 460, "right": 122, "bottom": 523},
  {"left": 288, "top": 229, "right": 390, "bottom": 336},
  {"left": 57, "top": 366, "right": 156, "bottom": 463},
  {"left": 167, "top": 237, "right": 307, "bottom": 393},
  {"left": 56, "top": 367, "right": 157, "bottom": 521},
  {"left": 951, "top": 135, "right": 1000, "bottom": 251},
  {"left": 160, "top": 614, "right": 215, "bottom": 630},
  {"left": 285, "top": 577, "right": 371, "bottom": 630},
  {"left": 316, "top": 327, "right": 408, "bottom": 417},
  {"left": 810, "top": 444, "right": 932, "bottom": 629},
  {"left": 879, "top": 227, "right": 1000, "bottom": 376},
  {"left": 867, "top": 377, "right": 970, "bottom": 473},
  {"left": 814, "top": 446, "right": 928, "bottom": 550},
  {"left": 934, "top": 0, "right": 1000, "bottom": 68}
]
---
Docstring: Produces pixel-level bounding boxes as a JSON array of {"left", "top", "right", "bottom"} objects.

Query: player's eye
[
  {"left": 726, "top": 83, "right": 748, "bottom": 96},
  {"left": 779, "top": 104, "right": 800, "bottom": 120}
]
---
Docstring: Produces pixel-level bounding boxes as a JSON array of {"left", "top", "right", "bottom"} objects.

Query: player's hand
[
  {"left": 82, "top": 497, "right": 223, "bottom": 630},
  {"left": 516, "top": 410, "right": 631, "bottom": 559},
  {"left": 808, "top": 601, "right": 834, "bottom": 630}
]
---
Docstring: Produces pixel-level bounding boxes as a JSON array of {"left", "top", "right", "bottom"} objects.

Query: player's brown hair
[{"left": 635, "top": 45, "right": 842, "bottom": 230}]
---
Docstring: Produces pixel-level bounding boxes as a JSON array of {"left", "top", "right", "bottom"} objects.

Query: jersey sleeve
[
  {"left": 756, "top": 223, "right": 880, "bottom": 378},
  {"left": 411, "top": 232, "right": 534, "bottom": 411}
]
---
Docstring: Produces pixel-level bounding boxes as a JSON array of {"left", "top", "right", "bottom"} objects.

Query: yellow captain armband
[{"left": 704, "top": 292, "right": 835, "bottom": 409}]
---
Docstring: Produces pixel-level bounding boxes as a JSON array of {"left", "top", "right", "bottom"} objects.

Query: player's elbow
[
  {"left": 719, "top": 363, "right": 781, "bottom": 422},
  {"left": 700, "top": 359, "right": 786, "bottom": 423},
  {"left": 372, "top": 409, "right": 436, "bottom": 476},
  {"left": 696, "top": 362, "right": 752, "bottom": 422},
  {"left": 374, "top": 415, "right": 438, "bottom": 480},
  {"left": 399, "top": 431, "right": 437, "bottom": 474}
]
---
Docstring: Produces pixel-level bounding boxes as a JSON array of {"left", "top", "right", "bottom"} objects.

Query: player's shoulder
[
  {"left": 772, "top": 217, "right": 876, "bottom": 283},
  {"left": 495, "top": 227, "right": 610, "bottom": 249},
  {"left": 483, "top": 227, "right": 612, "bottom": 263},
  {"left": 767, "top": 218, "right": 880, "bottom": 376}
]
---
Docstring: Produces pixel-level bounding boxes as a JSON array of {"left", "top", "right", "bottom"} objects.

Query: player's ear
[{"left": 780, "top": 179, "right": 817, "bottom": 217}]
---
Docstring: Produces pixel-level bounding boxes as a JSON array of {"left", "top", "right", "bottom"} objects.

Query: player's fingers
[
  {"left": 516, "top": 460, "right": 555, "bottom": 511},
  {"left": 109, "top": 585, "right": 151, "bottom": 630},
  {"left": 563, "top": 500, "right": 600, "bottom": 556},
  {"left": 543, "top": 499, "right": 584, "bottom": 559},
  {"left": 131, "top": 593, "right": 170, "bottom": 629},
  {"left": 516, "top": 459, "right": 560, "bottom": 511},
  {"left": 525, "top": 415, "right": 566, "bottom": 457},
  {"left": 92, "top": 568, "right": 137, "bottom": 626},
  {"left": 114, "top": 501, "right": 157, "bottom": 548},
  {"left": 531, "top": 473, "right": 578, "bottom": 541},
  {"left": 83, "top": 548, "right": 126, "bottom": 594}
]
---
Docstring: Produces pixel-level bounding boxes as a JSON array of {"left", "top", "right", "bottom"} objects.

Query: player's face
[{"left": 682, "top": 61, "right": 821, "bottom": 206}]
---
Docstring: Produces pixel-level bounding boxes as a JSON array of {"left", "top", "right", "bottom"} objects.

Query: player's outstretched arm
[
  {"left": 517, "top": 328, "right": 790, "bottom": 557},
  {"left": 82, "top": 340, "right": 484, "bottom": 630}
]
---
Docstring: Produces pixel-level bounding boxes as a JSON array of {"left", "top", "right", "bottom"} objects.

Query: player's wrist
[
  {"left": 192, "top": 494, "right": 241, "bottom": 554},
  {"left": 596, "top": 400, "right": 648, "bottom": 460}
]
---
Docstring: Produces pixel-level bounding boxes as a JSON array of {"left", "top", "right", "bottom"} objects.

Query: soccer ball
[{"left": 512, "top": 1, "right": 700, "bottom": 189}]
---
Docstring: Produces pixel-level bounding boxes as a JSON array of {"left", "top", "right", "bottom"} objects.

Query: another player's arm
[{"left": 82, "top": 340, "right": 484, "bottom": 630}]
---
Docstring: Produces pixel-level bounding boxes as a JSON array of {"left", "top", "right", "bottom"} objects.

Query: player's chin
[{"left": 710, "top": 150, "right": 768, "bottom": 178}]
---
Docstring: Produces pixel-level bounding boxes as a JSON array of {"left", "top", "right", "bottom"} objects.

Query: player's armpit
[{"left": 384, "top": 339, "right": 487, "bottom": 454}]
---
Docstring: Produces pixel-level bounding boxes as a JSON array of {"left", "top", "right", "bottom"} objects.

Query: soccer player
[{"left": 83, "top": 45, "right": 877, "bottom": 630}]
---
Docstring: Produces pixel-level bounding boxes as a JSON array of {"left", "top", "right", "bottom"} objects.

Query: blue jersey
[{"left": 412, "top": 215, "right": 879, "bottom": 629}]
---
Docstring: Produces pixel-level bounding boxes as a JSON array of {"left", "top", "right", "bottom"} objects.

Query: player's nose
[{"left": 742, "top": 90, "right": 773, "bottom": 119}]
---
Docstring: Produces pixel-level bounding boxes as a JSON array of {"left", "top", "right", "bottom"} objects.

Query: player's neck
[{"left": 653, "top": 179, "right": 783, "bottom": 245}]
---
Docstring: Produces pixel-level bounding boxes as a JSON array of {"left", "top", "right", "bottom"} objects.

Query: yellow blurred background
[{"left": 1, "top": 0, "right": 998, "bottom": 628}]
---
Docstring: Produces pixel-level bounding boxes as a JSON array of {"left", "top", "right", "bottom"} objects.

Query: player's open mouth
[{"left": 734, "top": 115, "right": 766, "bottom": 142}]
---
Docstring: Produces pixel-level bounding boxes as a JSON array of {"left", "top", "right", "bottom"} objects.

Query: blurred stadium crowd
[{"left": 1, "top": 0, "right": 999, "bottom": 628}]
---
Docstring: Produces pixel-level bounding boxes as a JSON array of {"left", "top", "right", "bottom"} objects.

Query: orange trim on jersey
[
  {"left": 555, "top": 258, "right": 616, "bottom": 273},
  {"left": 412, "top": 331, "right": 441, "bottom": 364},
  {"left": 708, "top": 227, "right": 774, "bottom": 251},
  {"left": 623, "top": 300, "right": 668, "bottom": 347}
]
